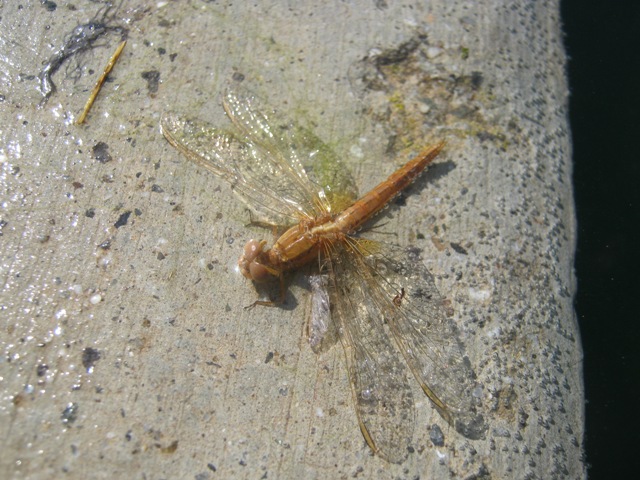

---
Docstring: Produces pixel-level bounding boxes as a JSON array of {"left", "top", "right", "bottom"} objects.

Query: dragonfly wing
[
  {"left": 325, "top": 245, "right": 415, "bottom": 464},
  {"left": 162, "top": 88, "right": 359, "bottom": 225},
  {"left": 223, "top": 89, "right": 359, "bottom": 213},
  {"left": 307, "top": 275, "right": 339, "bottom": 354},
  {"left": 352, "top": 241, "right": 487, "bottom": 439},
  {"left": 161, "top": 114, "right": 315, "bottom": 226}
]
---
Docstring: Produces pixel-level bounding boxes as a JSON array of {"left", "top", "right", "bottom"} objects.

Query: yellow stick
[{"left": 76, "top": 40, "right": 127, "bottom": 125}]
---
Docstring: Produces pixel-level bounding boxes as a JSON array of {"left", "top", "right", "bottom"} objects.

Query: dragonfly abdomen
[{"left": 333, "top": 142, "right": 445, "bottom": 233}]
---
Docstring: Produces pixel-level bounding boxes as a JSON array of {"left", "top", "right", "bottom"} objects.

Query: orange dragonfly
[{"left": 161, "top": 89, "right": 486, "bottom": 463}]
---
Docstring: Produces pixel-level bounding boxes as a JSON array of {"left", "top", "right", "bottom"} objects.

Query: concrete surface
[{"left": 0, "top": 1, "right": 584, "bottom": 478}]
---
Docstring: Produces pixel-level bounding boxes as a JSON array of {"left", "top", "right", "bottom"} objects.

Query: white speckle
[
  {"left": 90, "top": 294, "right": 102, "bottom": 305},
  {"left": 403, "top": 17, "right": 418, "bottom": 28},
  {"left": 472, "top": 385, "right": 484, "bottom": 399},
  {"left": 315, "top": 407, "right": 324, "bottom": 418},
  {"left": 349, "top": 144, "right": 363, "bottom": 159},
  {"left": 53, "top": 326, "right": 62, "bottom": 336},
  {"left": 70, "top": 284, "right": 83, "bottom": 294},
  {"left": 51, "top": 104, "right": 63, "bottom": 118},
  {"left": 98, "top": 253, "right": 112, "bottom": 268},
  {"left": 426, "top": 46, "right": 444, "bottom": 59},
  {"left": 487, "top": 327, "right": 502, "bottom": 338},
  {"left": 418, "top": 102, "right": 431, "bottom": 114},
  {"left": 24, "top": 384, "right": 34, "bottom": 394},
  {"left": 7, "top": 140, "right": 22, "bottom": 158},
  {"left": 436, "top": 449, "right": 447, "bottom": 459},
  {"left": 55, "top": 309, "right": 67, "bottom": 320},
  {"left": 468, "top": 287, "right": 491, "bottom": 302}
]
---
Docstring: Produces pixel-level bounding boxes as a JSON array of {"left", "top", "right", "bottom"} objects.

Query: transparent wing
[
  {"left": 343, "top": 240, "right": 487, "bottom": 440},
  {"left": 221, "top": 89, "right": 330, "bottom": 218},
  {"left": 307, "top": 274, "right": 339, "bottom": 354},
  {"left": 222, "top": 89, "right": 358, "bottom": 212},
  {"left": 162, "top": 113, "right": 315, "bottom": 226},
  {"left": 161, "top": 89, "right": 358, "bottom": 227},
  {"left": 324, "top": 243, "right": 415, "bottom": 464}
]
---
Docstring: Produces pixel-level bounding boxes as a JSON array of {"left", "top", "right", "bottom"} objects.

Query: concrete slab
[{"left": 1, "top": 1, "right": 584, "bottom": 478}]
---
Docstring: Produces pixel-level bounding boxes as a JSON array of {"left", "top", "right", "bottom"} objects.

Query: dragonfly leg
[
  {"left": 243, "top": 273, "right": 287, "bottom": 309},
  {"left": 244, "top": 209, "right": 284, "bottom": 238}
]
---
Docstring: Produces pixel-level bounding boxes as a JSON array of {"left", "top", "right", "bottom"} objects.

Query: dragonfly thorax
[{"left": 239, "top": 221, "right": 338, "bottom": 283}]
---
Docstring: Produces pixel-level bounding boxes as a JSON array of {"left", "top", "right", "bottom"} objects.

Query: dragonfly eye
[
  {"left": 248, "top": 261, "right": 272, "bottom": 282},
  {"left": 239, "top": 239, "right": 267, "bottom": 279}
]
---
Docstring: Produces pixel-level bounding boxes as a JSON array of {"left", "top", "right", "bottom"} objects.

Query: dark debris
[{"left": 38, "top": 4, "right": 128, "bottom": 103}]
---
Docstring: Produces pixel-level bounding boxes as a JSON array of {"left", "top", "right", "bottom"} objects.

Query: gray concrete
[{"left": 1, "top": 1, "right": 584, "bottom": 478}]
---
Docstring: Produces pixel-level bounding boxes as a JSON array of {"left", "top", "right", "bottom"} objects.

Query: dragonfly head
[{"left": 239, "top": 239, "right": 273, "bottom": 281}]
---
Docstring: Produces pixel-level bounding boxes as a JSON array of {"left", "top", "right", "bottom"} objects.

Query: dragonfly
[{"left": 161, "top": 89, "right": 486, "bottom": 463}]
